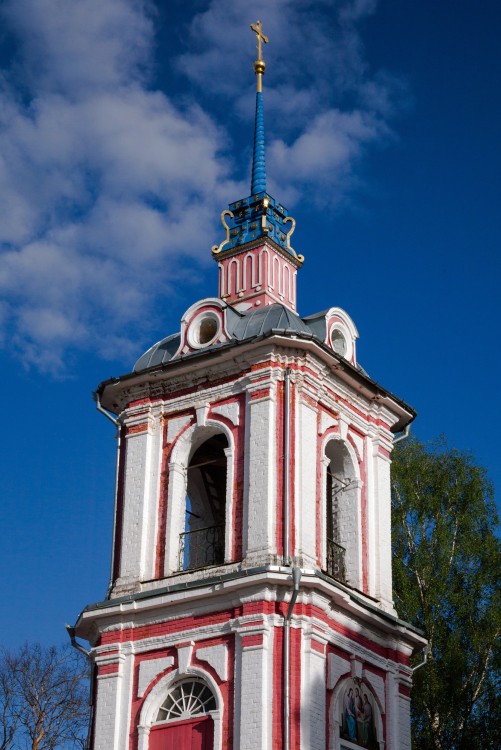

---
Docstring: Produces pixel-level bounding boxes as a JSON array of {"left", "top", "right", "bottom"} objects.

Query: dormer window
[
  {"left": 330, "top": 327, "right": 347, "bottom": 357},
  {"left": 187, "top": 311, "right": 221, "bottom": 349}
]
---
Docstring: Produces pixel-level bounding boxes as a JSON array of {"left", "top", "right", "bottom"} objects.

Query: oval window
[
  {"left": 330, "top": 329, "right": 347, "bottom": 357},
  {"left": 188, "top": 312, "right": 221, "bottom": 348}
]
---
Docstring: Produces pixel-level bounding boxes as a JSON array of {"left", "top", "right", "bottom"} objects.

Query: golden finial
[{"left": 250, "top": 20, "right": 268, "bottom": 92}]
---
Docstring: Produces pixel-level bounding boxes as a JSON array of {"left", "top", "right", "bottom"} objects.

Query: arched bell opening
[
  {"left": 180, "top": 434, "right": 228, "bottom": 571},
  {"left": 324, "top": 439, "right": 361, "bottom": 588}
]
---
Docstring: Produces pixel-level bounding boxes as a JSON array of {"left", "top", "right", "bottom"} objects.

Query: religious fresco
[{"left": 339, "top": 678, "right": 379, "bottom": 749}]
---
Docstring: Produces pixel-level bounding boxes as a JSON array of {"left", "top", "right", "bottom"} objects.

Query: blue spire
[
  {"left": 251, "top": 90, "right": 266, "bottom": 195},
  {"left": 211, "top": 21, "right": 303, "bottom": 265}
]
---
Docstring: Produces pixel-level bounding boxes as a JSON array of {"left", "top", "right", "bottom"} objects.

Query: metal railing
[
  {"left": 179, "top": 524, "right": 225, "bottom": 571},
  {"left": 326, "top": 538, "right": 347, "bottom": 582}
]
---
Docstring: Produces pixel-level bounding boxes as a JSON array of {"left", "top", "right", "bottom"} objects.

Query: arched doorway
[{"left": 149, "top": 679, "right": 216, "bottom": 750}]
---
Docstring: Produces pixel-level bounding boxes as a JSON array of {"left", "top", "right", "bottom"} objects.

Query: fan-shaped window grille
[{"left": 156, "top": 680, "right": 216, "bottom": 722}]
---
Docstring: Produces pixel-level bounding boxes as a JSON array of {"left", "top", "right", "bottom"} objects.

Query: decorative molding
[
  {"left": 211, "top": 401, "right": 240, "bottom": 426},
  {"left": 351, "top": 655, "right": 363, "bottom": 680},
  {"left": 196, "top": 403, "right": 210, "bottom": 427},
  {"left": 349, "top": 431, "right": 364, "bottom": 460},
  {"left": 196, "top": 644, "right": 229, "bottom": 682},
  {"left": 176, "top": 641, "right": 194, "bottom": 674},
  {"left": 166, "top": 415, "right": 192, "bottom": 443},
  {"left": 137, "top": 657, "right": 174, "bottom": 698},
  {"left": 338, "top": 415, "right": 349, "bottom": 441},
  {"left": 327, "top": 653, "right": 351, "bottom": 689},
  {"left": 364, "top": 669, "right": 385, "bottom": 713},
  {"left": 320, "top": 411, "right": 337, "bottom": 436}
]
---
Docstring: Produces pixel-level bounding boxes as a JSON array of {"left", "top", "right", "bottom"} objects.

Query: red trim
[
  {"left": 98, "top": 599, "right": 411, "bottom": 666},
  {"left": 241, "top": 634, "right": 264, "bottom": 648},
  {"left": 126, "top": 423, "right": 148, "bottom": 435},
  {"left": 176, "top": 640, "right": 193, "bottom": 650},
  {"left": 272, "top": 626, "right": 284, "bottom": 748},
  {"left": 249, "top": 387, "right": 271, "bottom": 401},
  {"left": 97, "top": 663, "right": 119, "bottom": 676},
  {"left": 311, "top": 639, "right": 325, "bottom": 655}
]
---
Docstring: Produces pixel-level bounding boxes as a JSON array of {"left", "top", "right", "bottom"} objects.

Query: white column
[
  {"left": 92, "top": 653, "right": 126, "bottom": 750},
  {"left": 118, "top": 414, "right": 159, "bottom": 587},
  {"left": 243, "top": 385, "right": 276, "bottom": 564},
  {"left": 114, "top": 646, "right": 135, "bottom": 750},
  {"left": 234, "top": 624, "right": 272, "bottom": 750},
  {"left": 301, "top": 629, "right": 327, "bottom": 750},
  {"left": 365, "top": 434, "right": 377, "bottom": 599},
  {"left": 141, "top": 418, "right": 163, "bottom": 580},
  {"left": 296, "top": 396, "right": 318, "bottom": 567},
  {"left": 372, "top": 443, "right": 394, "bottom": 610},
  {"left": 386, "top": 668, "right": 412, "bottom": 750},
  {"left": 164, "top": 461, "right": 187, "bottom": 575}
]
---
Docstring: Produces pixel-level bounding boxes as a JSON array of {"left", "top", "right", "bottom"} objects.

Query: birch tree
[
  {"left": 391, "top": 436, "right": 500, "bottom": 750},
  {"left": 0, "top": 644, "right": 89, "bottom": 750}
]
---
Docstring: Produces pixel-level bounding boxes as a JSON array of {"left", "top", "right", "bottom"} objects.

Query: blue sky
[{"left": 1, "top": 0, "right": 499, "bottom": 648}]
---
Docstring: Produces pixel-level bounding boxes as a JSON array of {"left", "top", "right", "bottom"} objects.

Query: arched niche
[
  {"left": 322, "top": 437, "right": 362, "bottom": 588},
  {"left": 329, "top": 676, "right": 384, "bottom": 750},
  {"left": 138, "top": 669, "right": 223, "bottom": 750},
  {"left": 164, "top": 422, "right": 235, "bottom": 576}
]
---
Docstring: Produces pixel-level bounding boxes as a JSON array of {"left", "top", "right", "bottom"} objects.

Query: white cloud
[
  {"left": 0, "top": 0, "right": 404, "bottom": 374},
  {"left": 0, "top": 0, "right": 242, "bottom": 373},
  {"left": 179, "top": 0, "right": 402, "bottom": 201}
]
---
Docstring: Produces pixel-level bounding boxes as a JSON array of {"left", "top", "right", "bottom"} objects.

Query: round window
[
  {"left": 188, "top": 312, "right": 221, "bottom": 348},
  {"left": 330, "top": 328, "right": 347, "bottom": 357}
]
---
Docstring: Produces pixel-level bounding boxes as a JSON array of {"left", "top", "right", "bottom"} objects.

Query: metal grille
[
  {"left": 156, "top": 679, "right": 216, "bottom": 722},
  {"left": 326, "top": 538, "right": 346, "bottom": 582},
  {"left": 179, "top": 524, "right": 224, "bottom": 571}
]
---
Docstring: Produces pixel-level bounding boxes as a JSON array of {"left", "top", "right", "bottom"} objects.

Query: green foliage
[{"left": 391, "top": 436, "right": 500, "bottom": 750}]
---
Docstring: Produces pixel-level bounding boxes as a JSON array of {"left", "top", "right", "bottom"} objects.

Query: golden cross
[{"left": 250, "top": 20, "right": 268, "bottom": 61}]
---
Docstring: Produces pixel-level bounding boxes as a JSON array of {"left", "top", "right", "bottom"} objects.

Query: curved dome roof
[{"left": 133, "top": 303, "right": 315, "bottom": 373}]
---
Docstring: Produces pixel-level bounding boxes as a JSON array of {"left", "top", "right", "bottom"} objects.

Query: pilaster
[{"left": 243, "top": 380, "right": 277, "bottom": 564}]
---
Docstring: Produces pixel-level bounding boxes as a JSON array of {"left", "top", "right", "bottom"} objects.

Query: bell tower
[{"left": 73, "top": 22, "right": 426, "bottom": 750}]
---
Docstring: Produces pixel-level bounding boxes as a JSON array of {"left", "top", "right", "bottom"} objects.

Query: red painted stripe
[{"left": 241, "top": 634, "right": 264, "bottom": 648}]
